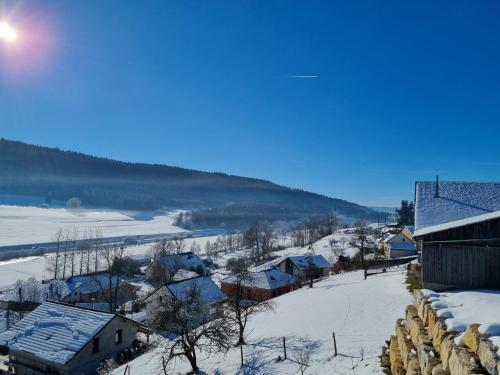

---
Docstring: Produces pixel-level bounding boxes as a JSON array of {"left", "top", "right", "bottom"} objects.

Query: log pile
[{"left": 381, "top": 290, "right": 500, "bottom": 375}]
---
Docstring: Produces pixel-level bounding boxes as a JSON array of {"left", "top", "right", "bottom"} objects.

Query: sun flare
[{"left": 0, "top": 22, "right": 18, "bottom": 42}]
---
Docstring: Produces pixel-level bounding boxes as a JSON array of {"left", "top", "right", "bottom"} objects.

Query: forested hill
[{"left": 0, "top": 139, "right": 379, "bottom": 227}]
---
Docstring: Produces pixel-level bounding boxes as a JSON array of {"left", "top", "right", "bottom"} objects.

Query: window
[
  {"left": 92, "top": 337, "right": 100, "bottom": 354},
  {"left": 158, "top": 296, "right": 163, "bottom": 303},
  {"left": 115, "top": 329, "right": 122, "bottom": 344}
]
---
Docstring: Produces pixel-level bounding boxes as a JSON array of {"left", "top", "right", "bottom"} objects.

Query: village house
[
  {"left": 0, "top": 302, "right": 149, "bottom": 375},
  {"left": 276, "top": 255, "right": 331, "bottom": 280},
  {"left": 144, "top": 252, "right": 206, "bottom": 286},
  {"left": 144, "top": 275, "right": 225, "bottom": 330},
  {"left": 0, "top": 279, "right": 72, "bottom": 313},
  {"left": 414, "top": 179, "right": 500, "bottom": 291},
  {"left": 220, "top": 267, "right": 296, "bottom": 301},
  {"left": 65, "top": 273, "right": 138, "bottom": 307},
  {"left": 381, "top": 225, "right": 417, "bottom": 258}
]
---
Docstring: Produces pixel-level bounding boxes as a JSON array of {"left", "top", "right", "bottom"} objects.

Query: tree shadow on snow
[{"left": 235, "top": 353, "right": 276, "bottom": 375}]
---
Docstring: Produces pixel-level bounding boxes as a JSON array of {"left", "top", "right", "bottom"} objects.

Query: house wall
[
  {"left": 68, "top": 316, "right": 139, "bottom": 374},
  {"left": 388, "top": 248, "right": 417, "bottom": 258},
  {"left": 277, "top": 259, "right": 329, "bottom": 280},
  {"left": 417, "top": 217, "right": 500, "bottom": 290},
  {"left": 9, "top": 317, "right": 139, "bottom": 375},
  {"left": 145, "top": 262, "right": 171, "bottom": 285},
  {"left": 145, "top": 286, "right": 172, "bottom": 327},
  {"left": 220, "top": 283, "right": 293, "bottom": 301},
  {"left": 78, "top": 284, "right": 137, "bottom": 306}
]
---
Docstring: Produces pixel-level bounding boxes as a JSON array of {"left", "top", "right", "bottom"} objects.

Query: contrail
[{"left": 287, "top": 75, "right": 319, "bottom": 79}]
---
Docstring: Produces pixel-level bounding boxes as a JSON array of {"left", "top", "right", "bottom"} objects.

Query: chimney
[{"left": 434, "top": 175, "right": 439, "bottom": 198}]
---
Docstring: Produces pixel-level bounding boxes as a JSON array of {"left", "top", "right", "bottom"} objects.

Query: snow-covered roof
[
  {"left": 66, "top": 274, "right": 120, "bottom": 294},
  {"left": 287, "top": 255, "right": 331, "bottom": 269},
  {"left": 172, "top": 269, "right": 200, "bottom": 281},
  {"left": 222, "top": 268, "right": 296, "bottom": 290},
  {"left": 414, "top": 210, "right": 500, "bottom": 237},
  {"left": 75, "top": 303, "right": 112, "bottom": 312},
  {"left": 157, "top": 252, "right": 206, "bottom": 273},
  {"left": 166, "top": 276, "right": 225, "bottom": 305},
  {"left": 0, "top": 280, "right": 71, "bottom": 303},
  {"left": 0, "top": 302, "right": 115, "bottom": 364},
  {"left": 383, "top": 233, "right": 396, "bottom": 243},
  {"left": 388, "top": 242, "right": 417, "bottom": 251},
  {"left": 414, "top": 181, "right": 500, "bottom": 236}
]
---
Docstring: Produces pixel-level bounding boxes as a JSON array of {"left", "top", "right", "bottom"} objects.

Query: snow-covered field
[
  {"left": 114, "top": 269, "right": 411, "bottom": 375},
  {"left": 0, "top": 205, "right": 185, "bottom": 246},
  {"left": 423, "top": 289, "right": 500, "bottom": 353},
  {"left": 0, "top": 236, "right": 222, "bottom": 289}
]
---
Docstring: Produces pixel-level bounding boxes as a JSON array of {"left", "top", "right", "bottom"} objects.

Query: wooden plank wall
[{"left": 422, "top": 244, "right": 500, "bottom": 289}]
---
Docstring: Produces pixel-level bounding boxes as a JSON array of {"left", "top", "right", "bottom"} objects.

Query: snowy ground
[
  {"left": 422, "top": 289, "right": 500, "bottom": 353},
  {"left": 0, "top": 205, "right": 185, "bottom": 246},
  {"left": 114, "top": 269, "right": 411, "bottom": 375}
]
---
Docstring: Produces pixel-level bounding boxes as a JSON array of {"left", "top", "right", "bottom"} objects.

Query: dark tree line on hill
[{"left": 0, "top": 139, "right": 381, "bottom": 228}]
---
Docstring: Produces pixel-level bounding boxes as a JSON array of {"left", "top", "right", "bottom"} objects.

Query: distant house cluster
[
  {"left": 221, "top": 254, "right": 331, "bottom": 301},
  {"left": 378, "top": 225, "right": 417, "bottom": 258},
  {"left": 144, "top": 252, "right": 207, "bottom": 286},
  {"left": 0, "top": 239, "right": 333, "bottom": 375}
]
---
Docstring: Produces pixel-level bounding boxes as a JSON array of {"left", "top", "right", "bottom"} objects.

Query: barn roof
[
  {"left": 414, "top": 181, "right": 500, "bottom": 236},
  {"left": 0, "top": 302, "right": 115, "bottom": 364},
  {"left": 156, "top": 252, "right": 206, "bottom": 273},
  {"left": 66, "top": 273, "right": 121, "bottom": 294},
  {"left": 165, "top": 276, "right": 225, "bottom": 305},
  {"left": 287, "top": 255, "right": 331, "bottom": 269},
  {"left": 222, "top": 268, "right": 295, "bottom": 290}
]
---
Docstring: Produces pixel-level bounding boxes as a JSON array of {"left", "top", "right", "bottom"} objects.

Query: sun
[{"left": 0, "top": 22, "right": 18, "bottom": 42}]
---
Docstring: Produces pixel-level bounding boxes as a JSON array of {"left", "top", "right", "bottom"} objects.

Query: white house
[{"left": 144, "top": 276, "right": 225, "bottom": 330}]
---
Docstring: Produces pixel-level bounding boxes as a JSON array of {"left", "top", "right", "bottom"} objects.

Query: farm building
[
  {"left": 0, "top": 302, "right": 149, "bottom": 375},
  {"left": 144, "top": 252, "right": 206, "bottom": 286},
  {"left": 276, "top": 255, "right": 331, "bottom": 280},
  {"left": 144, "top": 275, "right": 225, "bottom": 330},
  {"left": 380, "top": 225, "right": 417, "bottom": 258},
  {"left": 66, "top": 273, "right": 138, "bottom": 306},
  {"left": 220, "top": 267, "right": 296, "bottom": 301},
  {"left": 414, "top": 180, "right": 500, "bottom": 291}
]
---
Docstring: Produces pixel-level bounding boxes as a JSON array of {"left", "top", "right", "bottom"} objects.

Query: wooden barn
[
  {"left": 414, "top": 180, "right": 500, "bottom": 291},
  {"left": 220, "top": 268, "right": 296, "bottom": 301}
]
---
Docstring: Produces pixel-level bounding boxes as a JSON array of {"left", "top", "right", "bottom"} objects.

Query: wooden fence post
[
  {"left": 283, "top": 336, "right": 287, "bottom": 359},
  {"left": 332, "top": 332, "right": 337, "bottom": 357}
]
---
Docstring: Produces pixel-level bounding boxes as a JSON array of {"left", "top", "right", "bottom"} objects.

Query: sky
[{"left": 1, "top": 0, "right": 500, "bottom": 207}]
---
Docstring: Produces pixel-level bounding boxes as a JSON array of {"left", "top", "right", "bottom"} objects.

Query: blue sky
[{"left": 1, "top": 1, "right": 500, "bottom": 207}]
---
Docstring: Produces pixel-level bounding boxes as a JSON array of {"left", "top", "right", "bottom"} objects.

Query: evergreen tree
[{"left": 396, "top": 200, "right": 415, "bottom": 226}]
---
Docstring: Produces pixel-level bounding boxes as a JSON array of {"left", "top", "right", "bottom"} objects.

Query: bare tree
[
  {"left": 303, "top": 251, "right": 319, "bottom": 288},
  {"left": 349, "top": 220, "right": 374, "bottom": 280},
  {"left": 69, "top": 228, "right": 79, "bottom": 277},
  {"left": 190, "top": 240, "right": 201, "bottom": 255},
  {"left": 160, "top": 284, "right": 236, "bottom": 373},
  {"left": 93, "top": 228, "right": 103, "bottom": 273},
  {"left": 172, "top": 237, "right": 186, "bottom": 254},
  {"left": 146, "top": 239, "right": 170, "bottom": 262},
  {"left": 93, "top": 243, "right": 128, "bottom": 311},
  {"left": 294, "top": 349, "right": 312, "bottom": 375},
  {"left": 51, "top": 228, "right": 64, "bottom": 280},
  {"left": 225, "top": 271, "right": 274, "bottom": 346}
]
